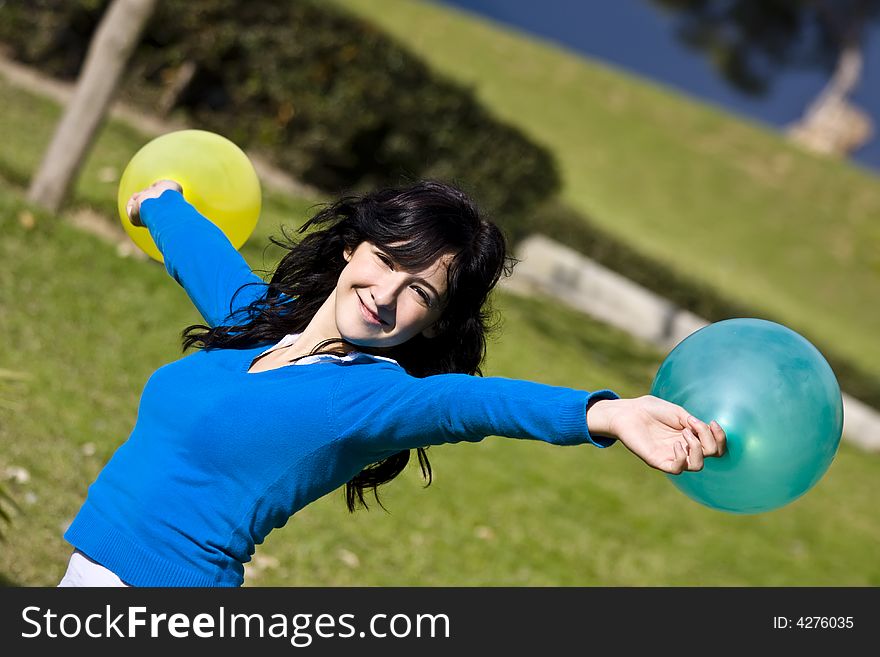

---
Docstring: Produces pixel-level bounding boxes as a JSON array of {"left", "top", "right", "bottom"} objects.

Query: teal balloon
[{"left": 650, "top": 318, "right": 843, "bottom": 514}]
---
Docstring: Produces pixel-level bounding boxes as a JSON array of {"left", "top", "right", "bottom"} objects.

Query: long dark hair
[{"left": 180, "top": 179, "right": 515, "bottom": 510}]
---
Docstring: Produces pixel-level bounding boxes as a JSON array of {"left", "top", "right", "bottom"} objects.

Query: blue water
[{"left": 435, "top": 0, "right": 880, "bottom": 174}]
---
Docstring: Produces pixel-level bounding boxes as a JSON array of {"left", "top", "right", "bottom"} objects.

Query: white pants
[{"left": 58, "top": 550, "right": 130, "bottom": 587}]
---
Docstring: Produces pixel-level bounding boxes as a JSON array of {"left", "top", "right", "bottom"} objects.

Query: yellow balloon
[{"left": 117, "top": 129, "right": 262, "bottom": 263}]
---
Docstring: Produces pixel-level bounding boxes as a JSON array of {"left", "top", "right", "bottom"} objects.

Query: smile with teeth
[{"left": 358, "top": 294, "right": 385, "bottom": 326}]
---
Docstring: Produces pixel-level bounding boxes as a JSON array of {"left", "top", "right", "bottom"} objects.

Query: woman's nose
[{"left": 371, "top": 274, "right": 402, "bottom": 309}]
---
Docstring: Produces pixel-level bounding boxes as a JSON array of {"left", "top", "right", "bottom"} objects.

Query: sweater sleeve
[
  {"left": 138, "top": 189, "right": 267, "bottom": 327},
  {"left": 330, "top": 364, "right": 620, "bottom": 457}
]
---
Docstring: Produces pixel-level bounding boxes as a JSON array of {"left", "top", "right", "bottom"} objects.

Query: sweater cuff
[
  {"left": 553, "top": 388, "right": 619, "bottom": 447},
  {"left": 583, "top": 389, "right": 620, "bottom": 447},
  {"left": 139, "top": 189, "right": 191, "bottom": 228}
]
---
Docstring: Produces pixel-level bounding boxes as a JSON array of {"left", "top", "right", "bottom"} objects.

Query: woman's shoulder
[{"left": 336, "top": 359, "right": 477, "bottom": 390}]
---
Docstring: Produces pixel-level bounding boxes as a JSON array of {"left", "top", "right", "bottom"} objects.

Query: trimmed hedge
[{"left": 0, "top": 0, "right": 559, "bottom": 242}]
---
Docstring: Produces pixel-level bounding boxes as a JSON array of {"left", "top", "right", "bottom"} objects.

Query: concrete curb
[{"left": 502, "top": 234, "right": 880, "bottom": 453}]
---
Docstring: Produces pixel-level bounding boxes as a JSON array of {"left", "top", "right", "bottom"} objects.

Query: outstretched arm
[
  {"left": 331, "top": 366, "right": 619, "bottom": 454},
  {"left": 332, "top": 365, "right": 725, "bottom": 474},
  {"left": 127, "top": 181, "right": 267, "bottom": 327}
]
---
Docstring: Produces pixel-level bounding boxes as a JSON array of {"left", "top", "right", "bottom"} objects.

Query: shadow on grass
[
  {"left": 500, "top": 290, "right": 663, "bottom": 386},
  {"left": 0, "top": 571, "right": 22, "bottom": 587}
]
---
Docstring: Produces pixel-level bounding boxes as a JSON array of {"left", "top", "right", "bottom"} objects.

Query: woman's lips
[{"left": 358, "top": 295, "right": 384, "bottom": 326}]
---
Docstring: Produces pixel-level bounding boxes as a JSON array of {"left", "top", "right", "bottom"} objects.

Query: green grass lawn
[
  {"left": 1, "top": 35, "right": 879, "bottom": 586},
  {"left": 333, "top": 0, "right": 880, "bottom": 394}
]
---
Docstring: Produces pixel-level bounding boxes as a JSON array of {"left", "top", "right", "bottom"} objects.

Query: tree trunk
[
  {"left": 787, "top": 0, "right": 875, "bottom": 158},
  {"left": 786, "top": 40, "right": 873, "bottom": 157},
  {"left": 26, "top": 0, "right": 159, "bottom": 213},
  {"left": 806, "top": 39, "right": 863, "bottom": 120}
]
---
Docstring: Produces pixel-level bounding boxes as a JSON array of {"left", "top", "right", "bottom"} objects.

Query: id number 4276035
[{"left": 773, "top": 616, "right": 854, "bottom": 629}]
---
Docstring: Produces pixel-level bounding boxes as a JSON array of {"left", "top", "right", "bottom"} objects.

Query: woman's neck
[
  {"left": 247, "top": 292, "right": 353, "bottom": 373},
  {"left": 285, "top": 290, "right": 353, "bottom": 360}
]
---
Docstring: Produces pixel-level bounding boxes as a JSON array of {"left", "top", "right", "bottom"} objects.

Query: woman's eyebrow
[
  {"left": 413, "top": 276, "right": 440, "bottom": 299},
  {"left": 375, "top": 246, "right": 443, "bottom": 298}
]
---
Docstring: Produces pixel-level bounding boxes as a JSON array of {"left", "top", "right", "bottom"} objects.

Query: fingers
[
  {"left": 666, "top": 441, "right": 688, "bottom": 475},
  {"left": 662, "top": 431, "right": 703, "bottom": 475},
  {"left": 664, "top": 418, "right": 728, "bottom": 475},
  {"left": 710, "top": 420, "right": 727, "bottom": 456},
  {"left": 682, "top": 427, "right": 704, "bottom": 471},
  {"left": 687, "top": 416, "right": 725, "bottom": 457},
  {"left": 126, "top": 193, "right": 142, "bottom": 227},
  {"left": 126, "top": 180, "right": 183, "bottom": 227}
]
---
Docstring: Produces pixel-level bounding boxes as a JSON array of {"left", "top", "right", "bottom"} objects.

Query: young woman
[{"left": 59, "top": 178, "right": 726, "bottom": 587}]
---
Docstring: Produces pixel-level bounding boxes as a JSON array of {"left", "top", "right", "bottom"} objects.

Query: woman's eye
[
  {"left": 377, "top": 253, "right": 394, "bottom": 268},
  {"left": 412, "top": 286, "right": 431, "bottom": 305}
]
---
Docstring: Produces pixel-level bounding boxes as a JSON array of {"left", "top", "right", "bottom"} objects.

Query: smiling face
[{"left": 335, "top": 242, "right": 452, "bottom": 348}]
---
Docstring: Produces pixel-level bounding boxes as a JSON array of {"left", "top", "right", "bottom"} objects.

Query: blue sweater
[{"left": 64, "top": 191, "right": 619, "bottom": 587}]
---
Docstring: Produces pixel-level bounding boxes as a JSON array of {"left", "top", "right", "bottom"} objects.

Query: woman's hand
[
  {"left": 125, "top": 179, "right": 183, "bottom": 227},
  {"left": 587, "top": 395, "right": 726, "bottom": 474}
]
